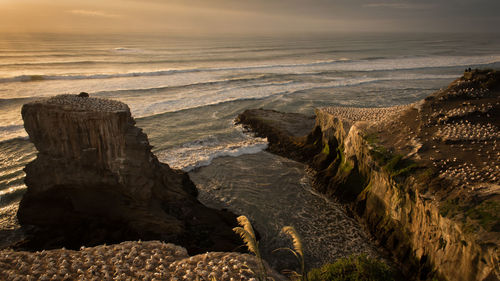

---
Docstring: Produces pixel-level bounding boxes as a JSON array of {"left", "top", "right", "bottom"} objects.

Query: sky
[{"left": 0, "top": 0, "right": 499, "bottom": 35}]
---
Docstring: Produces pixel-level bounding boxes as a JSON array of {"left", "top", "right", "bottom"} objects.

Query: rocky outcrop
[
  {"left": 310, "top": 110, "right": 499, "bottom": 281},
  {"left": 236, "top": 109, "right": 319, "bottom": 162},
  {"left": 18, "top": 94, "right": 240, "bottom": 253},
  {"left": 237, "top": 70, "right": 500, "bottom": 281},
  {"left": 0, "top": 240, "right": 286, "bottom": 280}
]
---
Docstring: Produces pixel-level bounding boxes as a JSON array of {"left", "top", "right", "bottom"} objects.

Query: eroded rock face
[
  {"left": 237, "top": 70, "right": 500, "bottom": 281},
  {"left": 18, "top": 95, "right": 239, "bottom": 253}
]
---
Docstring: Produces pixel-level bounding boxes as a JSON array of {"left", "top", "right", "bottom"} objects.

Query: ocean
[{"left": 0, "top": 32, "right": 499, "bottom": 266}]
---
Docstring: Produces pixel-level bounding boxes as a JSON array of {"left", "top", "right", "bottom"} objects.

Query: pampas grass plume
[
  {"left": 237, "top": 216, "right": 256, "bottom": 239},
  {"left": 233, "top": 227, "right": 258, "bottom": 255},
  {"left": 233, "top": 216, "right": 259, "bottom": 255},
  {"left": 233, "top": 215, "right": 268, "bottom": 280},
  {"left": 282, "top": 226, "right": 303, "bottom": 258}
]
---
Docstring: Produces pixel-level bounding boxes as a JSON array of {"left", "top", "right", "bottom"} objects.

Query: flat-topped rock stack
[
  {"left": 237, "top": 69, "right": 500, "bottom": 281},
  {"left": 18, "top": 94, "right": 240, "bottom": 253}
]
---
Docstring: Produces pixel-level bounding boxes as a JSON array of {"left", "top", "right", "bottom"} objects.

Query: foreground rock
[
  {"left": 0, "top": 238, "right": 286, "bottom": 280},
  {"left": 0, "top": 240, "right": 286, "bottom": 280},
  {"left": 18, "top": 95, "right": 240, "bottom": 253},
  {"left": 237, "top": 69, "right": 500, "bottom": 281}
]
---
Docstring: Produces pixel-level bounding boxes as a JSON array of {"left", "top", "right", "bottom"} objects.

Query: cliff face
[
  {"left": 237, "top": 70, "right": 500, "bottom": 281},
  {"left": 18, "top": 95, "right": 239, "bottom": 253},
  {"left": 313, "top": 110, "right": 498, "bottom": 281}
]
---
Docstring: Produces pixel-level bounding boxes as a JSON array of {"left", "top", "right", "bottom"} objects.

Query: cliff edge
[
  {"left": 237, "top": 69, "right": 500, "bottom": 281},
  {"left": 18, "top": 94, "right": 239, "bottom": 253}
]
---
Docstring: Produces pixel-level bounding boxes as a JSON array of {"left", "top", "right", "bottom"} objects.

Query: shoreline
[
  {"left": 1, "top": 70, "right": 498, "bottom": 280},
  {"left": 0, "top": 105, "right": 396, "bottom": 280}
]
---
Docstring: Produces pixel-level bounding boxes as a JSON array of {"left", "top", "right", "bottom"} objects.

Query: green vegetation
[
  {"left": 465, "top": 200, "right": 500, "bottom": 232},
  {"left": 415, "top": 168, "right": 435, "bottom": 184},
  {"left": 363, "top": 133, "right": 379, "bottom": 145},
  {"left": 339, "top": 159, "right": 354, "bottom": 174},
  {"left": 472, "top": 69, "right": 499, "bottom": 90},
  {"left": 439, "top": 198, "right": 500, "bottom": 232},
  {"left": 383, "top": 154, "right": 403, "bottom": 173},
  {"left": 367, "top": 140, "right": 390, "bottom": 166},
  {"left": 307, "top": 254, "right": 395, "bottom": 281},
  {"left": 336, "top": 146, "right": 353, "bottom": 174},
  {"left": 364, "top": 132, "right": 419, "bottom": 178},
  {"left": 233, "top": 216, "right": 398, "bottom": 281},
  {"left": 384, "top": 155, "right": 418, "bottom": 178},
  {"left": 439, "top": 198, "right": 460, "bottom": 217},
  {"left": 367, "top": 141, "right": 418, "bottom": 179},
  {"left": 322, "top": 142, "right": 330, "bottom": 155},
  {"left": 233, "top": 216, "right": 307, "bottom": 281}
]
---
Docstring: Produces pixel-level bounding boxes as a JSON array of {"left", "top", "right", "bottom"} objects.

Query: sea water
[{"left": 0, "top": 32, "right": 499, "bottom": 265}]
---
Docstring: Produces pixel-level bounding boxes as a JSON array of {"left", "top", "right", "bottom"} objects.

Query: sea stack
[{"left": 18, "top": 94, "right": 239, "bottom": 253}]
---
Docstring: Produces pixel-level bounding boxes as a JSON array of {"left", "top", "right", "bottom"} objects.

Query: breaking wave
[{"left": 1, "top": 55, "right": 497, "bottom": 83}]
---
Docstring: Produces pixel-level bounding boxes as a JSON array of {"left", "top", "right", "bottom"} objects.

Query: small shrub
[
  {"left": 465, "top": 200, "right": 500, "bottom": 232},
  {"left": 439, "top": 198, "right": 460, "bottom": 217},
  {"left": 322, "top": 142, "right": 330, "bottom": 155},
  {"left": 369, "top": 145, "right": 390, "bottom": 165},
  {"left": 307, "top": 254, "right": 395, "bottom": 281},
  {"left": 363, "top": 133, "right": 379, "bottom": 145},
  {"left": 383, "top": 154, "right": 418, "bottom": 178}
]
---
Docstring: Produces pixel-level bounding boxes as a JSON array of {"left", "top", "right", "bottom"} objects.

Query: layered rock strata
[
  {"left": 18, "top": 94, "right": 239, "bottom": 253},
  {"left": 237, "top": 70, "right": 500, "bottom": 281}
]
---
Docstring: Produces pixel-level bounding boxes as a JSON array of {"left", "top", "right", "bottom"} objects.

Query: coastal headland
[{"left": 236, "top": 69, "right": 500, "bottom": 281}]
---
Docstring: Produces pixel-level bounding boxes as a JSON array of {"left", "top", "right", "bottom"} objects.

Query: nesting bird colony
[
  {"left": 0, "top": 241, "right": 283, "bottom": 281},
  {"left": 320, "top": 104, "right": 413, "bottom": 123},
  {"left": 425, "top": 77, "right": 500, "bottom": 190},
  {"left": 438, "top": 83, "right": 489, "bottom": 101},
  {"left": 431, "top": 103, "right": 494, "bottom": 124},
  {"left": 434, "top": 121, "right": 499, "bottom": 142},
  {"left": 319, "top": 71, "right": 500, "bottom": 192},
  {"left": 41, "top": 94, "right": 129, "bottom": 112},
  {"left": 437, "top": 161, "right": 498, "bottom": 189}
]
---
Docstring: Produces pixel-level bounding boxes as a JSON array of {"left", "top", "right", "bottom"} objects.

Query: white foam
[
  {"left": 0, "top": 125, "right": 28, "bottom": 143},
  {"left": 127, "top": 73, "right": 457, "bottom": 118},
  {"left": 1, "top": 54, "right": 497, "bottom": 84},
  {"left": 156, "top": 136, "right": 268, "bottom": 172},
  {"left": 0, "top": 184, "right": 26, "bottom": 197},
  {"left": 113, "top": 47, "right": 144, "bottom": 53}
]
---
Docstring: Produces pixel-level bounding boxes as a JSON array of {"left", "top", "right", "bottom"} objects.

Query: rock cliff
[
  {"left": 18, "top": 94, "right": 240, "bottom": 253},
  {"left": 237, "top": 69, "right": 500, "bottom": 281}
]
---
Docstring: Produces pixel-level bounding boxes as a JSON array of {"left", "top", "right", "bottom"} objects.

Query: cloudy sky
[{"left": 0, "top": 0, "right": 498, "bottom": 34}]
